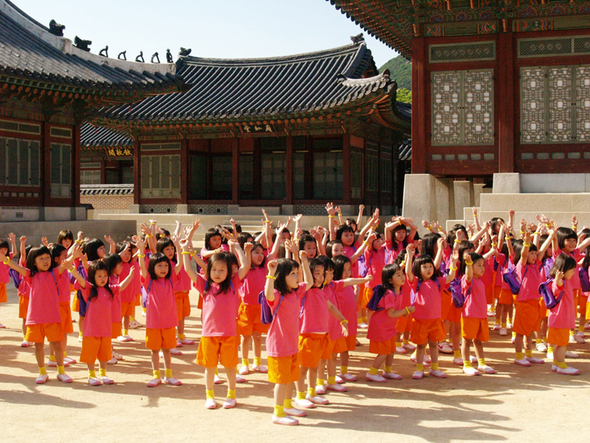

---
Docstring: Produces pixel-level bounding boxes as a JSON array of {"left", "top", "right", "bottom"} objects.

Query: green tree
[
  {"left": 379, "top": 55, "right": 411, "bottom": 91},
  {"left": 396, "top": 88, "right": 412, "bottom": 103}
]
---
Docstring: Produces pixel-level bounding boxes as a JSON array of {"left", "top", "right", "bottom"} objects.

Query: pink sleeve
[{"left": 333, "top": 280, "right": 344, "bottom": 294}]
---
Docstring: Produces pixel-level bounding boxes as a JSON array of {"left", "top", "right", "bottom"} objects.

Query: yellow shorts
[
  {"left": 369, "top": 337, "right": 396, "bottom": 355},
  {"left": 145, "top": 327, "right": 176, "bottom": 351},
  {"left": 461, "top": 317, "right": 489, "bottom": 342},
  {"left": 196, "top": 335, "right": 239, "bottom": 368},
  {"left": 175, "top": 291, "right": 191, "bottom": 320},
  {"left": 298, "top": 333, "right": 329, "bottom": 368},
  {"left": 25, "top": 322, "right": 63, "bottom": 343},
  {"left": 547, "top": 327, "right": 569, "bottom": 347},
  {"left": 411, "top": 318, "right": 446, "bottom": 345},
  {"left": 237, "top": 303, "right": 270, "bottom": 336},
  {"left": 268, "top": 354, "right": 300, "bottom": 384},
  {"left": 59, "top": 302, "right": 74, "bottom": 334},
  {"left": 80, "top": 336, "right": 112, "bottom": 364}
]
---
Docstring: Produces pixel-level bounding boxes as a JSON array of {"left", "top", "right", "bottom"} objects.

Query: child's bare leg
[
  {"left": 252, "top": 332, "right": 262, "bottom": 359},
  {"left": 151, "top": 349, "right": 160, "bottom": 374},
  {"left": 317, "top": 359, "right": 327, "bottom": 383},
  {"left": 461, "top": 338, "right": 471, "bottom": 362},
  {"left": 428, "top": 341, "right": 439, "bottom": 364},
  {"left": 177, "top": 317, "right": 185, "bottom": 338},
  {"left": 161, "top": 348, "right": 172, "bottom": 370},
  {"left": 327, "top": 355, "right": 337, "bottom": 378},
  {"left": 307, "top": 367, "right": 318, "bottom": 391},
  {"left": 50, "top": 341, "right": 64, "bottom": 366},
  {"left": 450, "top": 322, "right": 461, "bottom": 351},
  {"left": 296, "top": 367, "right": 308, "bottom": 393},
  {"left": 274, "top": 382, "right": 287, "bottom": 409},
  {"left": 123, "top": 315, "right": 130, "bottom": 331},
  {"left": 22, "top": 319, "right": 26, "bottom": 338},
  {"left": 514, "top": 334, "right": 524, "bottom": 354},
  {"left": 416, "top": 343, "right": 427, "bottom": 365},
  {"left": 225, "top": 366, "right": 236, "bottom": 391},
  {"left": 473, "top": 340, "right": 485, "bottom": 360},
  {"left": 385, "top": 353, "right": 394, "bottom": 367},
  {"left": 525, "top": 334, "right": 533, "bottom": 352},
  {"left": 371, "top": 354, "right": 387, "bottom": 370},
  {"left": 205, "top": 367, "right": 215, "bottom": 391},
  {"left": 34, "top": 342, "right": 45, "bottom": 367},
  {"left": 554, "top": 345, "right": 566, "bottom": 364},
  {"left": 241, "top": 334, "right": 251, "bottom": 362},
  {"left": 340, "top": 350, "right": 349, "bottom": 367}
]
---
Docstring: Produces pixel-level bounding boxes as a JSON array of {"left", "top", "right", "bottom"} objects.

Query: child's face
[
  {"left": 97, "top": 245, "right": 106, "bottom": 258},
  {"left": 324, "top": 267, "right": 334, "bottom": 285},
  {"left": 303, "top": 241, "right": 317, "bottom": 259},
  {"left": 342, "top": 262, "right": 352, "bottom": 279},
  {"left": 390, "top": 269, "right": 405, "bottom": 288},
  {"left": 420, "top": 262, "right": 434, "bottom": 280},
  {"left": 331, "top": 243, "right": 344, "bottom": 257},
  {"left": 312, "top": 264, "right": 325, "bottom": 288},
  {"left": 0, "top": 247, "right": 8, "bottom": 256},
  {"left": 347, "top": 222, "right": 358, "bottom": 232},
  {"left": 472, "top": 259, "right": 486, "bottom": 277},
  {"left": 563, "top": 238, "right": 576, "bottom": 252},
  {"left": 394, "top": 229, "right": 406, "bottom": 242},
  {"left": 209, "top": 235, "right": 222, "bottom": 250},
  {"left": 154, "top": 261, "right": 169, "bottom": 278},
  {"left": 120, "top": 248, "right": 132, "bottom": 263},
  {"left": 61, "top": 239, "right": 72, "bottom": 249},
  {"left": 285, "top": 268, "right": 299, "bottom": 289},
  {"left": 55, "top": 250, "right": 67, "bottom": 266},
  {"left": 251, "top": 247, "right": 265, "bottom": 266},
  {"left": 372, "top": 237, "right": 384, "bottom": 250},
  {"left": 114, "top": 262, "right": 123, "bottom": 276},
  {"left": 35, "top": 253, "right": 52, "bottom": 272},
  {"left": 564, "top": 268, "right": 576, "bottom": 280},
  {"left": 341, "top": 231, "right": 355, "bottom": 247},
  {"left": 210, "top": 261, "right": 228, "bottom": 284},
  {"left": 162, "top": 245, "right": 175, "bottom": 260},
  {"left": 527, "top": 250, "right": 538, "bottom": 264},
  {"left": 456, "top": 230, "right": 467, "bottom": 242},
  {"left": 94, "top": 269, "right": 109, "bottom": 287},
  {"left": 280, "top": 231, "right": 291, "bottom": 241}
]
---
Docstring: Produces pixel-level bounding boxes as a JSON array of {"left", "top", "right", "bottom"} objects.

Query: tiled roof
[
  {"left": 0, "top": 0, "right": 185, "bottom": 98},
  {"left": 102, "top": 39, "right": 401, "bottom": 123},
  {"left": 81, "top": 121, "right": 133, "bottom": 148},
  {"left": 397, "top": 138, "right": 411, "bottom": 161}
]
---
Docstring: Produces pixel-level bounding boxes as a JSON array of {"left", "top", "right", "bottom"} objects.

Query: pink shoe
[
  {"left": 57, "top": 373, "right": 73, "bottom": 383},
  {"left": 294, "top": 398, "right": 316, "bottom": 409},
  {"left": 429, "top": 369, "right": 447, "bottom": 378},
  {"left": 383, "top": 371, "right": 402, "bottom": 380},
  {"left": 147, "top": 378, "right": 162, "bottom": 387},
  {"left": 306, "top": 394, "right": 329, "bottom": 405},
  {"left": 36, "top": 374, "right": 49, "bottom": 384},
  {"left": 164, "top": 377, "right": 182, "bottom": 386},
  {"left": 366, "top": 373, "right": 387, "bottom": 383},
  {"left": 223, "top": 398, "right": 237, "bottom": 409},
  {"left": 64, "top": 357, "right": 77, "bottom": 365},
  {"left": 396, "top": 346, "right": 407, "bottom": 354},
  {"left": 340, "top": 373, "right": 357, "bottom": 382},
  {"left": 326, "top": 383, "right": 347, "bottom": 392},
  {"left": 236, "top": 374, "right": 247, "bottom": 383},
  {"left": 284, "top": 407, "right": 307, "bottom": 417}
]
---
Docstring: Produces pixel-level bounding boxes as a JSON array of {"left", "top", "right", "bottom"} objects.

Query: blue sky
[{"left": 17, "top": 0, "right": 398, "bottom": 68}]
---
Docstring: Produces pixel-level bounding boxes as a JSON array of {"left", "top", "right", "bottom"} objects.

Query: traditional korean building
[
  {"left": 328, "top": 0, "right": 590, "bottom": 223},
  {"left": 0, "top": 0, "right": 185, "bottom": 222},
  {"left": 92, "top": 36, "right": 411, "bottom": 215}
]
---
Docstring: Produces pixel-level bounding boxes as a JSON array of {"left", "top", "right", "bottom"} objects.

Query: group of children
[{"left": 0, "top": 205, "right": 587, "bottom": 425}]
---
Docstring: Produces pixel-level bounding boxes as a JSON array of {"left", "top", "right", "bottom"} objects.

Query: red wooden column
[
  {"left": 231, "top": 138, "right": 239, "bottom": 204},
  {"left": 342, "top": 133, "right": 351, "bottom": 204},
  {"left": 285, "top": 136, "right": 293, "bottom": 204},
  {"left": 411, "top": 37, "right": 427, "bottom": 174},
  {"left": 180, "top": 138, "right": 188, "bottom": 204},
  {"left": 133, "top": 139, "right": 140, "bottom": 205},
  {"left": 73, "top": 122, "right": 81, "bottom": 207},
  {"left": 42, "top": 119, "right": 51, "bottom": 209},
  {"left": 497, "top": 32, "right": 515, "bottom": 172}
]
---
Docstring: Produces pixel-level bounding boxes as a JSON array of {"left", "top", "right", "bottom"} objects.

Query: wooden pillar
[
  {"left": 180, "top": 138, "right": 188, "bottom": 204},
  {"left": 342, "top": 134, "right": 351, "bottom": 204},
  {"left": 133, "top": 139, "right": 140, "bottom": 205},
  {"left": 42, "top": 119, "right": 51, "bottom": 209},
  {"left": 285, "top": 135, "right": 293, "bottom": 204},
  {"left": 411, "top": 37, "right": 427, "bottom": 174},
  {"left": 73, "top": 122, "right": 81, "bottom": 206},
  {"left": 498, "top": 32, "right": 515, "bottom": 173},
  {"left": 231, "top": 137, "right": 239, "bottom": 204}
]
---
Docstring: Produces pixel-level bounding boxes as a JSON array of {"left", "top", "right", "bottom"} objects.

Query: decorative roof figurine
[
  {"left": 135, "top": 51, "right": 144, "bottom": 62},
  {"left": 179, "top": 47, "right": 191, "bottom": 57},
  {"left": 99, "top": 45, "right": 108, "bottom": 57},
  {"left": 166, "top": 49, "right": 173, "bottom": 63},
  {"left": 49, "top": 19, "right": 64, "bottom": 36},
  {"left": 151, "top": 52, "right": 160, "bottom": 63},
  {"left": 118, "top": 50, "right": 126, "bottom": 60},
  {"left": 74, "top": 36, "right": 91, "bottom": 51}
]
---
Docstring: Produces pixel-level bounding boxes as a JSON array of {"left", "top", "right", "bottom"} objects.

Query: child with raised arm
[
  {"left": 0, "top": 235, "right": 15, "bottom": 328},
  {"left": 406, "top": 244, "right": 459, "bottom": 379},
  {"left": 264, "top": 253, "right": 313, "bottom": 425},
  {"left": 365, "top": 263, "right": 415, "bottom": 382}
]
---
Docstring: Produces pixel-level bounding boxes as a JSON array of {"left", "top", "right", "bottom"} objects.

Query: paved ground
[{"left": 1, "top": 285, "right": 589, "bottom": 443}]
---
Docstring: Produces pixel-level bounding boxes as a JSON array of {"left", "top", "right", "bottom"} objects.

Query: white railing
[{"left": 80, "top": 184, "right": 134, "bottom": 196}]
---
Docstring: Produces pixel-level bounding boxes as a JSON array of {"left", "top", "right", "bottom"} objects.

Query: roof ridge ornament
[
  {"left": 99, "top": 46, "right": 109, "bottom": 57},
  {"left": 118, "top": 50, "right": 126, "bottom": 60},
  {"left": 151, "top": 52, "right": 160, "bottom": 63},
  {"left": 179, "top": 47, "right": 192, "bottom": 57},
  {"left": 136, "top": 51, "right": 144, "bottom": 63},
  {"left": 166, "top": 49, "right": 173, "bottom": 63},
  {"left": 49, "top": 19, "right": 64, "bottom": 37},
  {"left": 74, "top": 36, "right": 92, "bottom": 52},
  {"left": 350, "top": 33, "right": 365, "bottom": 44}
]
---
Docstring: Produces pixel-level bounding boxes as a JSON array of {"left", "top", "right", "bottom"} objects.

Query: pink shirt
[
  {"left": 266, "top": 282, "right": 307, "bottom": 357},
  {"left": 364, "top": 246, "right": 386, "bottom": 288},
  {"left": 516, "top": 261, "right": 542, "bottom": 302},
  {"left": 194, "top": 273, "right": 241, "bottom": 337},
  {"left": 57, "top": 269, "right": 72, "bottom": 303},
  {"left": 142, "top": 276, "right": 178, "bottom": 330},
  {"left": 481, "top": 256, "right": 494, "bottom": 286},
  {"left": 25, "top": 269, "right": 61, "bottom": 325},
  {"left": 109, "top": 276, "right": 122, "bottom": 324},
  {"left": 554, "top": 248, "right": 582, "bottom": 290},
  {"left": 0, "top": 252, "right": 13, "bottom": 283},
  {"left": 366, "top": 289, "right": 401, "bottom": 342},
  {"left": 120, "top": 261, "right": 140, "bottom": 303},
  {"left": 173, "top": 267, "right": 192, "bottom": 293},
  {"left": 461, "top": 276, "right": 487, "bottom": 318},
  {"left": 81, "top": 284, "right": 115, "bottom": 337},
  {"left": 324, "top": 281, "right": 344, "bottom": 341},
  {"left": 335, "top": 282, "right": 357, "bottom": 335},
  {"left": 548, "top": 280, "right": 575, "bottom": 329},
  {"left": 385, "top": 240, "right": 404, "bottom": 265},
  {"left": 239, "top": 266, "right": 266, "bottom": 305},
  {"left": 343, "top": 245, "right": 359, "bottom": 277},
  {"left": 410, "top": 277, "right": 448, "bottom": 320},
  {"left": 300, "top": 287, "right": 329, "bottom": 334},
  {"left": 494, "top": 254, "right": 506, "bottom": 287}
]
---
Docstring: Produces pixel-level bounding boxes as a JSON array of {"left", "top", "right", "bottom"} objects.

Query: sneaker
[
  {"left": 335, "top": 375, "right": 344, "bottom": 384},
  {"left": 315, "top": 384, "right": 326, "bottom": 395},
  {"left": 585, "top": 321, "right": 590, "bottom": 331},
  {"left": 395, "top": 346, "right": 407, "bottom": 354},
  {"left": 272, "top": 415, "right": 299, "bottom": 425},
  {"left": 478, "top": 365, "right": 497, "bottom": 374},
  {"left": 175, "top": 339, "right": 184, "bottom": 348},
  {"left": 547, "top": 351, "right": 554, "bottom": 360},
  {"left": 214, "top": 374, "right": 223, "bottom": 384},
  {"left": 284, "top": 407, "right": 307, "bottom": 417},
  {"left": 88, "top": 377, "right": 102, "bottom": 386},
  {"left": 487, "top": 310, "right": 495, "bottom": 317},
  {"left": 57, "top": 373, "right": 73, "bottom": 383},
  {"left": 429, "top": 369, "right": 448, "bottom": 378},
  {"left": 164, "top": 377, "right": 182, "bottom": 386},
  {"left": 64, "top": 357, "right": 77, "bottom": 365},
  {"left": 557, "top": 366, "right": 580, "bottom": 375},
  {"left": 569, "top": 334, "right": 577, "bottom": 344},
  {"left": 294, "top": 398, "right": 316, "bottom": 409},
  {"left": 236, "top": 374, "right": 247, "bottom": 383},
  {"left": 100, "top": 376, "right": 115, "bottom": 385},
  {"left": 410, "top": 353, "right": 431, "bottom": 365},
  {"left": 358, "top": 322, "right": 368, "bottom": 329},
  {"left": 170, "top": 348, "right": 183, "bottom": 356},
  {"left": 551, "top": 364, "right": 558, "bottom": 373},
  {"left": 117, "top": 335, "right": 132, "bottom": 342},
  {"left": 412, "top": 370, "right": 424, "bottom": 380},
  {"left": 574, "top": 332, "right": 585, "bottom": 344},
  {"left": 222, "top": 398, "right": 237, "bottom": 409},
  {"left": 525, "top": 356, "right": 545, "bottom": 364},
  {"left": 129, "top": 320, "right": 143, "bottom": 329},
  {"left": 463, "top": 367, "right": 481, "bottom": 376},
  {"left": 383, "top": 371, "right": 402, "bottom": 380},
  {"left": 112, "top": 352, "right": 124, "bottom": 361},
  {"left": 21, "top": 340, "right": 30, "bottom": 348},
  {"left": 178, "top": 337, "right": 195, "bottom": 345},
  {"left": 107, "top": 358, "right": 118, "bottom": 365},
  {"left": 36, "top": 374, "right": 49, "bottom": 384},
  {"left": 403, "top": 342, "right": 416, "bottom": 351},
  {"left": 47, "top": 360, "right": 57, "bottom": 368},
  {"left": 239, "top": 365, "right": 249, "bottom": 376},
  {"left": 340, "top": 373, "right": 357, "bottom": 382},
  {"left": 499, "top": 328, "right": 508, "bottom": 336},
  {"left": 365, "top": 372, "right": 387, "bottom": 383},
  {"left": 326, "top": 383, "right": 347, "bottom": 392},
  {"left": 0, "top": 323, "right": 5, "bottom": 328},
  {"left": 205, "top": 398, "right": 216, "bottom": 409},
  {"left": 438, "top": 342, "right": 453, "bottom": 354},
  {"left": 511, "top": 336, "right": 516, "bottom": 344},
  {"left": 78, "top": 336, "right": 83, "bottom": 342},
  {"left": 355, "top": 339, "right": 362, "bottom": 346},
  {"left": 470, "top": 356, "right": 478, "bottom": 364},
  {"left": 253, "top": 364, "right": 268, "bottom": 373},
  {"left": 536, "top": 342, "right": 548, "bottom": 352},
  {"left": 492, "top": 324, "right": 502, "bottom": 331},
  {"left": 565, "top": 351, "right": 579, "bottom": 358},
  {"left": 306, "top": 394, "right": 329, "bottom": 405},
  {"left": 514, "top": 358, "right": 531, "bottom": 367},
  {"left": 507, "top": 323, "right": 513, "bottom": 329},
  {"left": 453, "top": 357, "right": 464, "bottom": 366},
  {"left": 147, "top": 378, "right": 162, "bottom": 387}
]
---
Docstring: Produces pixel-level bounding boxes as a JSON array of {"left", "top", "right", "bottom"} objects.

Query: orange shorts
[
  {"left": 59, "top": 302, "right": 74, "bottom": 334},
  {"left": 461, "top": 317, "right": 489, "bottom": 342},
  {"left": 80, "top": 336, "right": 112, "bottom": 364},
  {"left": 332, "top": 336, "right": 348, "bottom": 354},
  {"left": 196, "top": 335, "right": 239, "bottom": 368},
  {"left": 513, "top": 298, "right": 542, "bottom": 336},
  {"left": 578, "top": 292, "right": 588, "bottom": 316},
  {"left": 441, "top": 290, "right": 452, "bottom": 320},
  {"left": 369, "top": 337, "right": 396, "bottom": 355},
  {"left": 396, "top": 313, "right": 413, "bottom": 333},
  {"left": 446, "top": 301, "right": 462, "bottom": 324},
  {"left": 71, "top": 295, "right": 79, "bottom": 312},
  {"left": 321, "top": 336, "right": 336, "bottom": 359},
  {"left": 237, "top": 303, "right": 270, "bottom": 336},
  {"left": 498, "top": 288, "right": 513, "bottom": 305},
  {"left": 25, "top": 322, "right": 63, "bottom": 343},
  {"left": 134, "top": 293, "right": 142, "bottom": 308},
  {"left": 547, "top": 327, "right": 569, "bottom": 347},
  {"left": 121, "top": 301, "right": 134, "bottom": 318},
  {"left": 268, "top": 354, "right": 300, "bottom": 384},
  {"left": 145, "top": 327, "right": 176, "bottom": 351},
  {"left": 485, "top": 285, "right": 494, "bottom": 304},
  {"left": 298, "top": 333, "right": 329, "bottom": 368},
  {"left": 197, "top": 293, "right": 203, "bottom": 310},
  {"left": 539, "top": 297, "right": 548, "bottom": 317},
  {"left": 361, "top": 286, "right": 372, "bottom": 310},
  {"left": 411, "top": 318, "right": 446, "bottom": 345},
  {"left": 344, "top": 334, "right": 357, "bottom": 351},
  {"left": 19, "top": 295, "right": 29, "bottom": 319},
  {"left": 175, "top": 291, "right": 191, "bottom": 320},
  {"left": 112, "top": 322, "right": 122, "bottom": 339},
  {"left": 0, "top": 282, "right": 6, "bottom": 303},
  {"left": 493, "top": 285, "right": 502, "bottom": 300}
]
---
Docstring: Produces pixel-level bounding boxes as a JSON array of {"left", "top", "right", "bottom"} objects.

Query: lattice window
[
  {"left": 548, "top": 67, "right": 572, "bottom": 143},
  {"left": 519, "top": 36, "right": 590, "bottom": 58},
  {"left": 576, "top": 66, "right": 590, "bottom": 142},
  {"left": 520, "top": 68, "right": 545, "bottom": 144},
  {"left": 432, "top": 70, "right": 494, "bottom": 146},
  {"left": 430, "top": 42, "right": 495, "bottom": 63},
  {"left": 141, "top": 155, "right": 181, "bottom": 198}
]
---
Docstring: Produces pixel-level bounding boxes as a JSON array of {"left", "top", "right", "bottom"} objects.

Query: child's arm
[
  {"left": 69, "top": 264, "right": 86, "bottom": 287},
  {"left": 387, "top": 305, "right": 415, "bottom": 319},
  {"left": 465, "top": 253, "right": 474, "bottom": 283},
  {"left": 433, "top": 237, "right": 445, "bottom": 270},
  {"left": 356, "top": 204, "right": 365, "bottom": 230},
  {"left": 555, "top": 270, "right": 565, "bottom": 288},
  {"left": 326, "top": 202, "right": 337, "bottom": 240},
  {"left": 405, "top": 244, "right": 415, "bottom": 283},
  {"left": 19, "top": 236, "right": 26, "bottom": 263},
  {"left": 0, "top": 251, "right": 27, "bottom": 276},
  {"left": 538, "top": 229, "right": 556, "bottom": 260},
  {"left": 326, "top": 300, "right": 348, "bottom": 336},
  {"left": 519, "top": 232, "right": 531, "bottom": 266},
  {"left": 56, "top": 248, "right": 82, "bottom": 275},
  {"left": 469, "top": 220, "right": 490, "bottom": 244},
  {"left": 119, "top": 266, "right": 136, "bottom": 291},
  {"left": 445, "top": 249, "right": 460, "bottom": 284},
  {"left": 351, "top": 231, "right": 376, "bottom": 262},
  {"left": 231, "top": 240, "right": 250, "bottom": 281},
  {"left": 505, "top": 232, "right": 515, "bottom": 259},
  {"left": 507, "top": 209, "right": 515, "bottom": 238},
  {"left": 401, "top": 216, "right": 418, "bottom": 242},
  {"left": 104, "top": 235, "right": 116, "bottom": 254},
  {"left": 384, "top": 218, "right": 400, "bottom": 244},
  {"left": 230, "top": 218, "right": 238, "bottom": 239},
  {"left": 170, "top": 234, "right": 183, "bottom": 275},
  {"left": 264, "top": 260, "right": 278, "bottom": 303},
  {"left": 8, "top": 232, "right": 16, "bottom": 257},
  {"left": 577, "top": 235, "right": 590, "bottom": 252},
  {"left": 185, "top": 217, "right": 201, "bottom": 244},
  {"left": 267, "top": 227, "right": 285, "bottom": 261},
  {"left": 135, "top": 237, "right": 148, "bottom": 279},
  {"left": 300, "top": 250, "right": 313, "bottom": 291},
  {"left": 472, "top": 207, "right": 482, "bottom": 231},
  {"left": 146, "top": 220, "right": 158, "bottom": 252},
  {"left": 342, "top": 275, "right": 373, "bottom": 287},
  {"left": 358, "top": 209, "right": 378, "bottom": 240}
]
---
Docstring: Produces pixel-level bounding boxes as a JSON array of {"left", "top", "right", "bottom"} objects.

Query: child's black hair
[
  {"left": 56, "top": 229, "right": 74, "bottom": 246},
  {"left": 325, "top": 240, "right": 343, "bottom": 259},
  {"left": 556, "top": 227, "right": 578, "bottom": 250},
  {"left": 156, "top": 229, "right": 171, "bottom": 240},
  {"left": 308, "top": 257, "right": 325, "bottom": 288},
  {"left": 103, "top": 253, "right": 123, "bottom": 276},
  {"left": 490, "top": 217, "right": 505, "bottom": 235},
  {"left": 345, "top": 218, "right": 357, "bottom": 231},
  {"left": 412, "top": 254, "right": 438, "bottom": 282},
  {"left": 51, "top": 244, "right": 67, "bottom": 265},
  {"left": 298, "top": 235, "right": 317, "bottom": 252},
  {"left": 147, "top": 252, "right": 172, "bottom": 281},
  {"left": 457, "top": 240, "right": 475, "bottom": 275},
  {"left": 0, "top": 238, "right": 9, "bottom": 251},
  {"left": 205, "top": 252, "right": 234, "bottom": 295},
  {"left": 382, "top": 263, "right": 403, "bottom": 291},
  {"left": 204, "top": 228, "right": 222, "bottom": 251},
  {"left": 391, "top": 223, "right": 410, "bottom": 252},
  {"left": 238, "top": 232, "right": 254, "bottom": 250},
  {"left": 249, "top": 242, "right": 266, "bottom": 268},
  {"left": 316, "top": 255, "right": 334, "bottom": 273},
  {"left": 335, "top": 224, "right": 355, "bottom": 245},
  {"left": 156, "top": 237, "right": 177, "bottom": 263},
  {"left": 26, "top": 246, "right": 53, "bottom": 277},
  {"left": 84, "top": 238, "right": 105, "bottom": 262},
  {"left": 513, "top": 240, "right": 538, "bottom": 265},
  {"left": 468, "top": 252, "right": 484, "bottom": 265},
  {"left": 332, "top": 254, "right": 351, "bottom": 281},
  {"left": 421, "top": 233, "right": 442, "bottom": 260},
  {"left": 87, "top": 260, "right": 114, "bottom": 302},
  {"left": 274, "top": 258, "right": 300, "bottom": 295},
  {"left": 550, "top": 253, "right": 577, "bottom": 278}
]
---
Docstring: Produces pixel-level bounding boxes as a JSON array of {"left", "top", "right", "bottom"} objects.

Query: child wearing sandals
[
  {"left": 366, "top": 263, "right": 415, "bottom": 382},
  {"left": 264, "top": 254, "right": 313, "bottom": 426}
]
